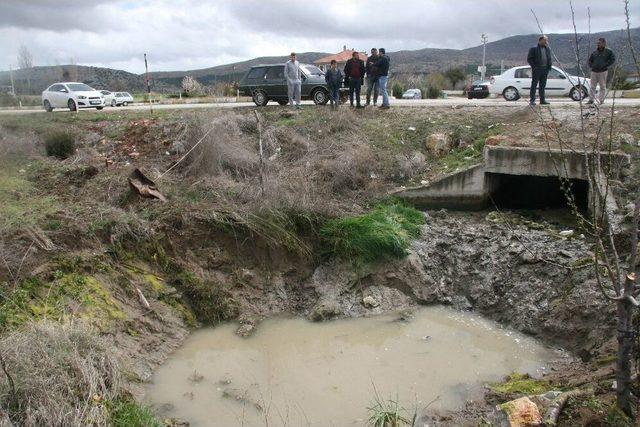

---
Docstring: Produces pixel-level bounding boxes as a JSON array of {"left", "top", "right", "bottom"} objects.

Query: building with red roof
[{"left": 315, "top": 46, "right": 368, "bottom": 71}]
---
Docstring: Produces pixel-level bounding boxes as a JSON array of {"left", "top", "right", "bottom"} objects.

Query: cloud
[{"left": 0, "top": 0, "right": 637, "bottom": 73}]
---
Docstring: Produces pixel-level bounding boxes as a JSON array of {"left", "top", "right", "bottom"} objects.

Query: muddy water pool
[{"left": 146, "top": 307, "right": 562, "bottom": 426}]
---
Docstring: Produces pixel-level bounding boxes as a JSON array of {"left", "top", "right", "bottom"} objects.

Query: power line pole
[
  {"left": 144, "top": 53, "right": 153, "bottom": 115},
  {"left": 481, "top": 33, "right": 488, "bottom": 81}
]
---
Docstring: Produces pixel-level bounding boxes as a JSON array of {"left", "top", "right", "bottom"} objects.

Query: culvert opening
[{"left": 487, "top": 173, "right": 589, "bottom": 212}]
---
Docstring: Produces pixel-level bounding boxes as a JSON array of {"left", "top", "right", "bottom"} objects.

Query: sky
[{"left": 1, "top": 0, "right": 638, "bottom": 74}]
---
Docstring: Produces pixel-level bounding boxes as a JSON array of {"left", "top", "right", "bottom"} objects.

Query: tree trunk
[{"left": 616, "top": 298, "right": 634, "bottom": 417}]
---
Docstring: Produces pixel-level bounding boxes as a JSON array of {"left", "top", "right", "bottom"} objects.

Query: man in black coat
[
  {"left": 588, "top": 37, "right": 615, "bottom": 104},
  {"left": 365, "top": 48, "right": 379, "bottom": 106},
  {"left": 527, "top": 36, "right": 552, "bottom": 105},
  {"left": 344, "top": 51, "right": 366, "bottom": 108}
]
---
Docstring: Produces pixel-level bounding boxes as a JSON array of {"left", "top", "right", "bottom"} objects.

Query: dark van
[{"left": 239, "top": 63, "right": 340, "bottom": 106}]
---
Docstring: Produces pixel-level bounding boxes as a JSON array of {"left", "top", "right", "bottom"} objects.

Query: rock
[
  {"left": 492, "top": 396, "right": 542, "bottom": 427},
  {"left": 559, "top": 230, "right": 574, "bottom": 238},
  {"left": 309, "top": 302, "right": 341, "bottom": 321},
  {"left": 425, "top": 133, "right": 452, "bottom": 157},
  {"left": 485, "top": 135, "right": 513, "bottom": 146},
  {"left": 362, "top": 295, "right": 380, "bottom": 308}
]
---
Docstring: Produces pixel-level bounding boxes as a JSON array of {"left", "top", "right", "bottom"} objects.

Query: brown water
[{"left": 146, "top": 307, "right": 560, "bottom": 426}]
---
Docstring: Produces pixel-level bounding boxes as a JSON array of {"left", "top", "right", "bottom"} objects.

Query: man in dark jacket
[
  {"left": 527, "top": 36, "right": 552, "bottom": 105},
  {"left": 588, "top": 38, "right": 615, "bottom": 104},
  {"left": 377, "top": 48, "right": 390, "bottom": 109},
  {"left": 325, "top": 59, "right": 344, "bottom": 109},
  {"left": 365, "top": 48, "right": 379, "bottom": 106},
  {"left": 344, "top": 51, "right": 366, "bottom": 108}
]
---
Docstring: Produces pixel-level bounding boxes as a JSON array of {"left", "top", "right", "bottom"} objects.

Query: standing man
[
  {"left": 365, "top": 48, "right": 379, "bottom": 106},
  {"left": 588, "top": 38, "right": 615, "bottom": 105},
  {"left": 344, "top": 51, "right": 365, "bottom": 108},
  {"left": 377, "top": 48, "right": 390, "bottom": 109},
  {"left": 285, "top": 52, "right": 302, "bottom": 109},
  {"left": 325, "top": 59, "right": 343, "bottom": 109},
  {"left": 527, "top": 36, "right": 552, "bottom": 105}
]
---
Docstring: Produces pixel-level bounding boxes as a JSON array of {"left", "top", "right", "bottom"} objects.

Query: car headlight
[{"left": 78, "top": 95, "right": 87, "bottom": 99}]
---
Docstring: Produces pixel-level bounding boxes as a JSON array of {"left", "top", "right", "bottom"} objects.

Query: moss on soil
[{"left": 490, "top": 373, "right": 554, "bottom": 395}]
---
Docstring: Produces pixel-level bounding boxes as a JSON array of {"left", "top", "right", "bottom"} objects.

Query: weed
[
  {"left": 108, "top": 397, "right": 162, "bottom": 427},
  {"left": 367, "top": 387, "right": 415, "bottom": 427},
  {"left": 44, "top": 131, "right": 76, "bottom": 159},
  {"left": 321, "top": 202, "right": 424, "bottom": 265},
  {"left": 170, "top": 271, "right": 238, "bottom": 325},
  {"left": 489, "top": 373, "right": 553, "bottom": 395}
]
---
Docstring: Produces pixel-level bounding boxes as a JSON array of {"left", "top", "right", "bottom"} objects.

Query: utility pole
[
  {"left": 480, "top": 33, "right": 488, "bottom": 81},
  {"left": 144, "top": 53, "right": 153, "bottom": 115}
]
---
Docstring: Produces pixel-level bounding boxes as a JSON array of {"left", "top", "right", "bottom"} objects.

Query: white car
[
  {"left": 100, "top": 90, "right": 115, "bottom": 106},
  {"left": 402, "top": 88, "right": 422, "bottom": 99},
  {"left": 490, "top": 66, "right": 590, "bottom": 101},
  {"left": 112, "top": 92, "right": 134, "bottom": 106},
  {"left": 42, "top": 82, "right": 105, "bottom": 112}
]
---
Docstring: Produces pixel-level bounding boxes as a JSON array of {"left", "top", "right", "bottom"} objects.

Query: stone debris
[
  {"left": 425, "top": 133, "right": 452, "bottom": 157},
  {"left": 492, "top": 396, "right": 542, "bottom": 426},
  {"left": 362, "top": 295, "right": 380, "bottom": 308}
]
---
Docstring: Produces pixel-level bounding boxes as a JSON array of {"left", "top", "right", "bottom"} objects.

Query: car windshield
[
  {"left": 301, "top": 65, "right": 323, "bottom": 76},
  {"left": 67, "top": 83, "right": 94, "bottom": 92}
]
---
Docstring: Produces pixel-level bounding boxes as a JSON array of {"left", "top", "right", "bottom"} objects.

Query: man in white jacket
[{"left": 285, "top": 52, "right": 302, "bottom": 109}]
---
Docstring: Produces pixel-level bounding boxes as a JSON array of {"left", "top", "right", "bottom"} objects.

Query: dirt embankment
[{"left": 0, "top": 105, "right": 639, "bottom": 425}]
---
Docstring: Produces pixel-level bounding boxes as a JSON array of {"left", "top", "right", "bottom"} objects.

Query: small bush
[
  {"left": 170, "top": 271, "right": 238, "bottom": 324},
  {"left": 427, "top": 86, "right": 442, "bottom": 99},
  {"left": 392, "top": 82, "right": 405, "bottom": 99},
  {"left": 321, "top": 202, "right": 425, "bottom": 265},
  {"left": 44, "top": 131, "right": 75, "bottom": 159}
]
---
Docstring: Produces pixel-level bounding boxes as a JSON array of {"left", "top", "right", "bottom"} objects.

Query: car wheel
[
  {"left": 502, "top": 86, "right": 520, "bottom": 101},
  {"left": 569, "top": 86, "right": 588, "bottom": 102},
  {"left": 277, "top": 100, "right": 288, "bottom": 106},
  {"left": 43, "top": 100, "right": 53, "bottom": 112},
  {"left": 467, "top": 94, "right": 474, "bottom": 100},
  {"left": 68, "top": 99, "right": 77, "bottom": 111},
  {"left": 111, "top": 100, "right": 116, "bottom": 107},
  {"left": 123, "top": 102, "right": 128, "bottom": 106},
  {"left": 312, "top": 88, "right": 329, "bottom": 105},
  {"left": 252, "top": 90, "right": 268, "bottom": 107},
  {"left": 96, "top": 106, "right": 104, "bottom": 110}
]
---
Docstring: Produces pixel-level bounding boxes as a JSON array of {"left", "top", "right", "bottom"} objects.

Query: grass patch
[
  {"left": 490, "top": 373, "right": 553, "bottom": 395},
  {"left": 169, "top": 271, "right": 238, "bottom": 325},
  {"left": 108, "top": 397, "right": 162, "bottom": 427},
  {"left": 44, "top": 131, "right": 76, "bottom": 159},
  {"left": 321, "top": 202, "right": 425, "bottom": 265}
]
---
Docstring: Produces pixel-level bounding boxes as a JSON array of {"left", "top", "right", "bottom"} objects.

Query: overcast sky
[{"left": 1, "top": 0, "right": 638, "bottom": 74}]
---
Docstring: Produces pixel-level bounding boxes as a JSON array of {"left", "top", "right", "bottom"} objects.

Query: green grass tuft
[
  {"left": 108, "top": 397, "right": 162, "bottom": 427},
  {"left": 44, "top": 131, "right": 76, "bottom": 159},
  {"left": 490, "top": 373, "right": 553, "bottom": 395},
  {"left": 321, "top": 202, "right": 425, "bottom": 265}
]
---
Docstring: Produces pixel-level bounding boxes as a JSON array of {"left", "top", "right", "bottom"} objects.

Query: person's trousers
[
  {"left": 378, "top": 75, "right": 389, "bottom": 106},
  {"left": 349, "top": 79, "right": 362, "bottom": 105},
  {"left": 329, "top": 86, "right": 339, "bottom": 105},
  {"left": 366, "top": 76, "right": 379, "bottom": 105},
  {"left": 589, "top": 71, "right": 608, "bottom": 103},
  {"left": 287, "top": 81, "right": 301, "bottom": 105},
  {"left": 530, "top": 67, "right": 549, "bottom": 102}
]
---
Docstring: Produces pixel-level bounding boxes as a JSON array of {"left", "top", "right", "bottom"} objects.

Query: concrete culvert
[{"left": 487, "top": 173, "right": 589, "bottom": 212}]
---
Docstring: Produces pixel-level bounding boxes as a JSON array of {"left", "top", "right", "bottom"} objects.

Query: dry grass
[{"left": 0, "top": 321, "right": 121, "bottom": 426}]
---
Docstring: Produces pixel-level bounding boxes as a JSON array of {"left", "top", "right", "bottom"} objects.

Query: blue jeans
[
  {"left": 329, "top": 85, "right": 339, "bottom": 105},
  {"left": 378, "top": 76, "right": 389, "bottom": 106}
]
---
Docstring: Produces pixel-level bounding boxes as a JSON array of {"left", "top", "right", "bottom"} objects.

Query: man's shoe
[
  {"left": 529, "top": 101, "right": 536, "bottom": 106},
  {"left": 587, "top": 99, "right": 595, "bottom": 104},
  {"left": 540, "top": 101, "right": 550, "bottom": 105},
  {"left": 379, "top": 105, "right": 390, "bottom": 110},
  {"left": 356, "top": 104, "right": 364, "bottom": 109}
]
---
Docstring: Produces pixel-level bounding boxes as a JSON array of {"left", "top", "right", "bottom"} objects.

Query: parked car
[
  {"left": 100, "top": 90, "right": 115, "bottom": 105},
  {"left": 238, "top": 64, "right": 345, "bottom": 106},
  {"left": 42, "top": 82, "right": 105, "bottom": 112},
  {"left": 112, "top": 92, "right": 134, "bottom": 106},
  {"left": 490, "top": 66, "right": 590, "bottom": 101},
  {"left": 402, "top": 88, "right": 422, "bottom": 99},
  {"left": 465, "top": 79, "right": 491, "bottom": 99}
]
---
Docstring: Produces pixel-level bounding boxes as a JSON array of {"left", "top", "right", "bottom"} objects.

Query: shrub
[
  {"left": 392, "top": 82, "right": 405, "bottom": 99},
  {"left": 0, "top": 321, "right": 121, "bottom": 426},
  {"left": 44, "top": 131, "right": 75, "bottom": 159},
  {"left": 427, "top": 86, "right": 442, "bottom": 99},
  {"left": 321, "top": 202, "right": 425, "bottom": 265}
]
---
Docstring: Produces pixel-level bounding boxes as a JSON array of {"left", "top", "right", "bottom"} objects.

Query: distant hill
[{"left": 1, "top": 28, "right": 638, "bottom": 95}]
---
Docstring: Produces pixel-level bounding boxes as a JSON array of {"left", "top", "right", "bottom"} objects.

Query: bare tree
[
  {"left": 16, "top": 45, "right": 33, "bottom": 70},
  {"left": 67, "top": 57, "right": 78, "bottom": 82},
  {"left": 529, "top": 0, "right": 640, "bottom": 417}
]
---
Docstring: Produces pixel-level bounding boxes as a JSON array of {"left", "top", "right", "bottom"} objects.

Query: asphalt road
[{"left": 1, "top": 97, "right": 639, "bottom": 115}]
